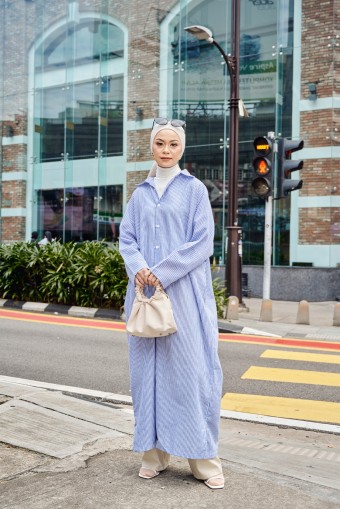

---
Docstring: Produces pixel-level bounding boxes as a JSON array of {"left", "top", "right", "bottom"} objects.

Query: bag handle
[{"left": 135, "top": 284, "right": 165, "bottom": 303}]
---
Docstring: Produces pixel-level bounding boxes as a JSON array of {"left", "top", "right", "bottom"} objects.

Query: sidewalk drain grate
[{"left": 223, "top": 437, "right": 340, "bottom": 462}]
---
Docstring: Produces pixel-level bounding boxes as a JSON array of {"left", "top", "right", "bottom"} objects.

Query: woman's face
[{"left": 152, "top": 129, "right": 182, "bottom": 168}]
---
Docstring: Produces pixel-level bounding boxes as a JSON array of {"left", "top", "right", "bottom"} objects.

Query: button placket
[{"left": 154, "top": 202, "right": 161, "bottom": 254}]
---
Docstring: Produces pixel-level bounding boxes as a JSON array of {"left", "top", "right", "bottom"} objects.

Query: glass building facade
[{"left": 0, "top": 0, "right": 339, "bottom": 296}]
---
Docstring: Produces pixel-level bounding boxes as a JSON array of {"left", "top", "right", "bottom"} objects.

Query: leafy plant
[
  {"left": 71, "top": 241, "right": 128, "bottom": 308},
  {"left": 0, "top": 240, "right": 225, "bottom": 314},
  {"left": 0, "top": 241, "right": 128, "bottom": 309},
  {"left": 0, "top": 242, "right": 44, "bottom": 301},
  {"left": 212, "top": 276, "right": 228, "bottom": 319},
  {"left": 39, "top": 242, "right": 79, "bottom": 305}
]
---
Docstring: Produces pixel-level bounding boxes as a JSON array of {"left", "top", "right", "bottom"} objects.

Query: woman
[
  {"left": 38, "top": 230, "right": 52, "bottom": 246},
  {"left": 119, "top": 118, "right": 224, "bottom": 489}
]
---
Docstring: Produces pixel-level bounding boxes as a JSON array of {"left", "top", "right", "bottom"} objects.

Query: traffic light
[
  {"left": 251, "top": 136, "right": 274, "bottom": 198},
  {"left": 277, "top": 138, "right": 304, "bottom": 198}
]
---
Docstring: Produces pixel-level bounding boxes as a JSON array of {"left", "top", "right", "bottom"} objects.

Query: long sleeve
[
  {"left": 150, "top": 185, "right": 214, "bottom": 288},
  {"left": 119, "top": 193, "right": 148, "bottom": 281}
]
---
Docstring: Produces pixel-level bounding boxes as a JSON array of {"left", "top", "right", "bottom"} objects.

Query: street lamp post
[{"left": 185, "top": 2, "right": 243, "bottom": 301}]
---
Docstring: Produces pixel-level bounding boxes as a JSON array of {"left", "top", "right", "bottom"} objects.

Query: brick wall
[
  {"left": 2, "top": 181, "right": 26, "bottom": 209},
  {"left": 299, "top": 158, "right": 340, "bottom": 197},
  {"left": 1, "top": 216, "right": 26, "bottom": 241},
  {"left": 299, "top": 0, "right": 340, "bottom": 246},
  {"left": 127, "top": 130, "right": 153, "bottom": 162},
  {"left": 299, "top": 207, "right": 340, "bottom": 244},
  {"left": 126, "top": 170, "right": 150, "bottom": 202},
  {"left": 301, "top": 0, "right": 334, "bottom": 99}
]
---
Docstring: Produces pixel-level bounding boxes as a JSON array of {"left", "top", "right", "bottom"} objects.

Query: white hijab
[{"left": 148, "top": 122, "right": 186, "bottom": 177}]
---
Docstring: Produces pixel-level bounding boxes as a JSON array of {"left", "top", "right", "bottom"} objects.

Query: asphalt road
[
  {"left": 1, "top": 309, "right": 340, "bottom": 408},
  {"left": 0, "top": 314, "right": 130, "bottom": 395}
]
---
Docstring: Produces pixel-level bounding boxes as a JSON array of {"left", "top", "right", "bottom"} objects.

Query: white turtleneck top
[{"left": 154, "top": 164, "right": 181, "bottom": 198}]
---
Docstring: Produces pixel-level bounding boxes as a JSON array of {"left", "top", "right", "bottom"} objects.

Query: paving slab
[
  {"left": 219, "top": 439, "right": 340, "bottom": 490},
  {"left": 0, "top": 377, "right": 133, "bottom": 405},
  {"left": 0, "top": 383, "right": 46, "bottom": 399},
  {"left": 21, "top": 390, "right": 134, "bottom": 434},
  {"left": 218, "top": 418, "right": 340, "bottom": 491},
  {"left": 0, "top": 399, "right": 125, "bottom": 458}
]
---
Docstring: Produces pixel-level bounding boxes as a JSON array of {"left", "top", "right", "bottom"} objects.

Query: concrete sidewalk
[
  {"left": 0, "top": 379, "right": 339, "bottom": 508},
  {"left": 1, "top": 297, "right": 339, "bottom": 506},
  {"left": 219, "top": 298, "right": 340, "bottom": 340}
]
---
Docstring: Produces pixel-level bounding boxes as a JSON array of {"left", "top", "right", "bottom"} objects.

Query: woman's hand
[
  {"left": 147, "top": 272, "right": 159, "bottom": 287},
  {"left": 135, "top": 268, "right": 160, "bottom": 287},
  {"left": 135, "top": 268, "right": 150, "bottom": 287}
]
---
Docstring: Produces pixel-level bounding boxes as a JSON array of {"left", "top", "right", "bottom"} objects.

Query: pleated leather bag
[{"left": 126, "top": 285, "right": 177, "bottom": 338}]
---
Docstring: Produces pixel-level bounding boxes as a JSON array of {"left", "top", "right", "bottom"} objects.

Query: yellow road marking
[
  {"left": 242, "top": 366, "right": 340, "bottom": 387},
  {"left": 0, "top": 314, "right": 125, "bottom": 332},
  {"left": 261, "top": 349, "right": 340, "bottom": 364},
  {"left": 221, "top": 393, "right": 340, "bottom": 424}
]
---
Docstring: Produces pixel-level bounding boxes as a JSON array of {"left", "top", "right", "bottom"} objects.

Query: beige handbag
[{"left": 126, "top": 285, "right": 177, "bottom": 338}]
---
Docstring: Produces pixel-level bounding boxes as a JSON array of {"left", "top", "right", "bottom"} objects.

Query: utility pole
[
  {"left": 262, "top": 131, "right": 275, "bottom": 300},
  {"left": 184, "top": 0, "right": 243, "bottom": 302}
]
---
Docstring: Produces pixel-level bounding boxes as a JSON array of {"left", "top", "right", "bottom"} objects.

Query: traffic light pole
[
  {"left": 263, "top": 195, "right": 273, "bottom": 299},
  {"left": 262, "top": 131, "right": 275, "bottom": 300},
  {"left": 251, "top": 132, "right": 303, "bottom": 299}
]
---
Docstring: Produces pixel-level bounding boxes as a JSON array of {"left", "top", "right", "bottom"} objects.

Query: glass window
[
  {"left": 168, "top": 0, "right": 294, "bottom": 266},
  {"left": 35, "top": 19, "right": 124, "bottom": 71},
  {"left": 38, "top": 77, "right": 123, "bottom": 162},
  {"left": 31, "top": 14, "right": 126, "bottom": 244},
  {"left": 37, "top": 185, "right": 123, "bottom": 243}
]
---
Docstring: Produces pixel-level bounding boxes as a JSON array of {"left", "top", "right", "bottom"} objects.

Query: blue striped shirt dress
[{"left": 119, "top": 169, "right": 223, "bottom": 459}]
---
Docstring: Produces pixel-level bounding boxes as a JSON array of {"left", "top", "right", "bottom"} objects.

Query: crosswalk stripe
[
  {"left": 221, "top": 393, "right": 340, "bottom": 424},
  {"left": 261, "top": 349, "right": 340, "bottom": 364},
  {"left": 242, "top": 366, "right": 340, "bottom": 387}
]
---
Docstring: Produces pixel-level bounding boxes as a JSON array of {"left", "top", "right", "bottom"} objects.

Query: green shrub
[
  {"left": 0, "top": 240, "right": 226, "bottom": 314},
  {"left": 0, "top": 241, "right": 128, "bottom": 309},
  {"left": 39, "top": 242, "right": 80, "bottom": 305},
  {"left": 71, "top": 241, "right": 128, "bottom": 308},
  {"left": 0, "top": 242, "right": 44, "bottom": 301},
  {"left": 212, "top": 275, "right": 228, "bottom": 319}
]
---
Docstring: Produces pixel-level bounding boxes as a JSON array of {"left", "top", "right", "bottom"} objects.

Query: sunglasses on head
[{"left": 153, "top": 117, "right": 186, "bottom": 130}]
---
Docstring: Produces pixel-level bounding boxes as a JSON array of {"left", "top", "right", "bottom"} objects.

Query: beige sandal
[
  {"left": 204, "top": 475, "right": 225, "bottom": 489},
  {"left": 138, "top": 468, "right": 160, "bottom": 479}
]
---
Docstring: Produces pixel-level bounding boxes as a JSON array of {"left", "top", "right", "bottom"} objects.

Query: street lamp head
[{"left": 184, "top": 25, "right": 214, "bottom": 43}]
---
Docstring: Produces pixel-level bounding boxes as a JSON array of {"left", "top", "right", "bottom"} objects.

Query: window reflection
[
  {"left": 35, "top": 19, "right": 124, "bottom": 71},
  {"left": 38, "top": 77, "right": 123, "bottom": 162},
  {"left": 37, "top": 185, "right": 123, "bottom": 243},
  {"left": 170, "top": 0, "right": 294, "bottom": 266}
]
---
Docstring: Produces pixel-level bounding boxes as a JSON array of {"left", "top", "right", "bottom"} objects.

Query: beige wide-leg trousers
[{"left": 141, "top": 448, "right": 223, "bottom": 481}]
